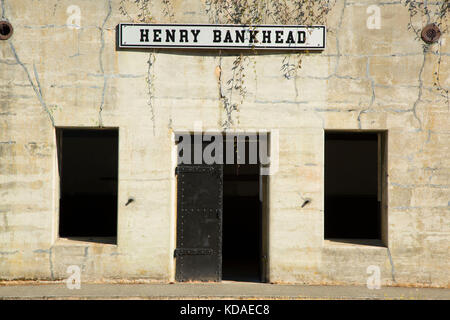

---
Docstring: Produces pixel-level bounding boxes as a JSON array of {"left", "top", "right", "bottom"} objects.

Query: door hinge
[{"left": 174, "top": 248, "right": 213, "bottom": 257}]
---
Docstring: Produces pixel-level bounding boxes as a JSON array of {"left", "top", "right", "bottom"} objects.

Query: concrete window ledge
[
  {"left": 324, "top": 239, "right": 386, "bottom": 249},
  {"left": 54, "top": 237, "right": 117, "bottom": 247}
]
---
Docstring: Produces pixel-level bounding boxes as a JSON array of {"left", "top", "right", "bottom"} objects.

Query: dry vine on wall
[
  {"left": 116, "top": 0, "right": 336, "bottom": 130},
  {"left": 402, "top": 0, "right": 450, "bottom": 110},
  {"left": 118, "top": 0, "right": 165, "bottom": 134},
  {"left": 115, "top": 1, "right": 448, "bottom": 130},
  {"left": 205, "top": 0, "right": 336, "bottom": 128}
]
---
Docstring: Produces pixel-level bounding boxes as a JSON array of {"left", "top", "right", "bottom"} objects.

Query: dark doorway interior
[
  {"left": 222, "top": 162, "right": 261, "bottom": 282},
  {"left": 324, "top": 132, "right": 381, "bottom": 240},
  {"left": 221, "top": 136, "right": 262, "bottom": 282},
  {"left": 57, "top": 128, "right": 118, "bottom": 243}
]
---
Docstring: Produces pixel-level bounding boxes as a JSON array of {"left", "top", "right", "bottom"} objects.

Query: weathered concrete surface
[
  {"left": 0, "top": 282, "right": 449, "bottom": 300},
  {"left": 0, "top": 0, "right": 449, "bottom": 287}
]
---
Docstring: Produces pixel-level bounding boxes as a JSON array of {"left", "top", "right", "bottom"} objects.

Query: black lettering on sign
[
  {"left": 213, "top": 30, "right": 221, "bottom": 42},
  {"left": 130, "top": 26, "right": 318, "bottom": 48},
  {"left": 298, "top": 31, "right": 306, "bottom": 43},
  {"left": 224, "top": 30, "right": 233, "bottom": 43},
  {"left": 140, "top": 29, "right": 149, "bottom": 42},
  {"left": 262, "top": 30, "right": 271, "bottom": 43},
  {"left": 235, "top": 30, "right": 245, "bottom": 43},
  {"left": 191, "top": 29, "right": 200, "bottom": 42},
  {"left": 179, "top": 29, "right": 188, "bottom": 42},
  {"left": 166, "top": 29, "right": 175, "bottom": 42},
  {"left": 153, "top": 29, "right": 162, "bottom": 42},
  {"left": 249, "top": 30, "right": 258, "bottom": 43},
  {"left": 286, "top": 31, "right": 295, "bottom": 44},
  {"left": 275, "top": 30, "right": 283, "bottom": 43}
]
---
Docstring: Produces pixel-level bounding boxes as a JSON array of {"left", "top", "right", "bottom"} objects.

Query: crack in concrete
[
  {"left": 0, "top": 59, "right": 18, "bottom": 65},
  {"left": 1, "top": 0, "right": 5, "bottom": 19},
  {"left": 411, "top": 47, "right": 427, "bottom": 130},
  {"left": 333, "top": 0, "right": 347, "bottom": 76},
  {"left": 21, "top": 25, "right": 97, "bottom": 30},
  {"left": 88, "top": 73, "right": 145, "bottom": 79},
  {"left": 30, "top": 248, "right": 56, "bottom": 280},
  {"left": 81, "top": 246, "right": 89, "bottom": 272},
  {"left": 9, "top": 43, "right": 55, "bottom": 126},
  {"left": 33, "top": 64, "right": 43, "bottom": 99},
  {"left": 146, "top": 52, "right": 156, "bottom": 136},
  {"left": 3, "top": 0, "right": 54, "bottom": 127},
  {"left": 391, "top": 181, "right": 449, "bottom": 189},
  {"left": 98, "top": 0, "right": 112, "bottom": 127},
  {"left": 387, "top": 248, "right": 396, "bottom": 282},
  {"left": 33, "top": 249, "right": 51, "bottom": 254},
  {"left": 0, "top": 250, "right": 18, "bottom": 255},
  {"left": 357, "top": 57, "right": 376, "bottom": 129},
  {"left": 2, "top": 213, "right": 8, "bottom": 232},
  {"left": 49, "top": 247, "right": 54, "bottom": 280}
]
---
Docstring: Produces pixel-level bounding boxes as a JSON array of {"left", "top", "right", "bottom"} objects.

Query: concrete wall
[{"left": 0, "top": 0, "right": 448, "bottom": 287}]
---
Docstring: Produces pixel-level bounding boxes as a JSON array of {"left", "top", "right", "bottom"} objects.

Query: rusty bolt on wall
[
  {"left": 0, "top": 21, "right": 13, "bottom": 40},
  {"left": 421, "top": 23, "right": 441, "bottom": 44}
]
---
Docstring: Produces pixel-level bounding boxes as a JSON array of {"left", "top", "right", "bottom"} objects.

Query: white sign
[{"left": 118, "top": 24, "right": 325, "bottom": 50}]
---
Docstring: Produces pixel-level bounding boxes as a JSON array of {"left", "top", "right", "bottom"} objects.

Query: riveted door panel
[{"left": 175, "top": 164, "right": 223, "bottom": 282}]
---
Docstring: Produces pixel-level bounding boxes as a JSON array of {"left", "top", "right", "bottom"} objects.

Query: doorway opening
[
  {"left": 175, "top": 133, "right": 266, "bottom": 282},
  {"left": 222, "top": 135, "right": 262, "bottom": 282}
]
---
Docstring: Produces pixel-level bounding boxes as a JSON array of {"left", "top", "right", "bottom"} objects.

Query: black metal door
[{"left": 175, "top": 164, "right": 223, "bottom": 282}]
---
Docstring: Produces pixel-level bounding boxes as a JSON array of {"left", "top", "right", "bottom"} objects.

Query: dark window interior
[
  {"left": 57, "top": 128, "right": 118, "bottom": 243},
  {"left": 325, "top": 132, "right": 381, "bottom": 240}
]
